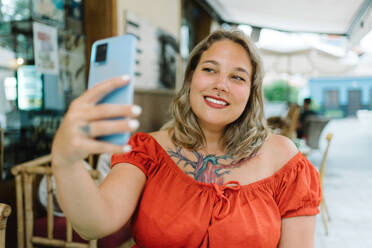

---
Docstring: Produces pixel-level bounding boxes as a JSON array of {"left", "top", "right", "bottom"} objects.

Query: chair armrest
[
  {"left": 0, "top": 203, "right": 11, "bottom": 227},
  {"left": 11, "top": 154, "right": 52, "bottom": 176}
]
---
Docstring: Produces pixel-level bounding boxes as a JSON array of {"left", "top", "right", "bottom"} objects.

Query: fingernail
[
  {"left": 122, "top": 144, "right": 132, "bottom": 153},
  {"left": 128, "top": 119, "right": 139, "bottom": 130},
  {"left": 121, "top": 75, "right": 130, "bottom": 81},
  {"left": 132, "top": 105, "right": 142, "bottom": 116}
]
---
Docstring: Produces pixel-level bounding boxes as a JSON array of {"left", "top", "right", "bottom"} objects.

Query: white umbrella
[{"left": 259, "top": 44, "right": 358, "bottom": 77}]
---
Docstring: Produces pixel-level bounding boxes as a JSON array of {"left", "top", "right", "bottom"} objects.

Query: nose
[{"left": 214, "top": 74, "right": 229, "bottom": 92}]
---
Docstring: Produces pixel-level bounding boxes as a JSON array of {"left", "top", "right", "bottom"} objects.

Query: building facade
[{"left": 309, "top": 76, "right": 372, "bottom": 117}]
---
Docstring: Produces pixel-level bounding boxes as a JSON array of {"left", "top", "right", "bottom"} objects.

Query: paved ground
[{"left": 308, "top": 118, "right": 372, "bottom": 248}]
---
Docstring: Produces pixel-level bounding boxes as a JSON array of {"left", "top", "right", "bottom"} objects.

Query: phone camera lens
[{"left": 95, "top": 43, "right": 108, "bottom": 63}]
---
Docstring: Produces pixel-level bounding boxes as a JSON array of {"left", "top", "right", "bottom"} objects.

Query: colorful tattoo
[{"left": 167, "top": 148, "right": 246, "bottom": 185}]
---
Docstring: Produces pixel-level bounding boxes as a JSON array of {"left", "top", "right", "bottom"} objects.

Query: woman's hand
[{"left": 51, "top": 76, "right": 141, "bottom": 167}]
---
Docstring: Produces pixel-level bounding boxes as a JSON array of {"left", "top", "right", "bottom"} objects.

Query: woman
[{"left": 52, "top": 30, "right": 321, "bottom": 247}]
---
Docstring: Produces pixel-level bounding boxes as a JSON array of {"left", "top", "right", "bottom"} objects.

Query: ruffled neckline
[{"left": 138, "top": 132, "right": 304, "bottom": 191}]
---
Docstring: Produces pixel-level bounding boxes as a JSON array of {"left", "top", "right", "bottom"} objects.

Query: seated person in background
[
  {"left": 297, "top": 97, "right": 317, "bottom": 139},
  {"left": 51, "top": 29, "right": 321, "bottom": 248}
]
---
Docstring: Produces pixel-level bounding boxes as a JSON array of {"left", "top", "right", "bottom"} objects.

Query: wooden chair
[
  {"left": 267, "top": 104, "right": 301, "bottom": 139},
  {"left": 281, "top": 104, "right": 300, "bottom": 139},
  {"left": 0, "top": 203, "right": 12, "bottom": 248},
  {"left": 11, "top": 155, "right": 99, "bottom": 248},
  {"left": 319, "top": 133, "right": 333, "bottom": 235}
]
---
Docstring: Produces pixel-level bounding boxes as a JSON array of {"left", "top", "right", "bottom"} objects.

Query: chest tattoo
[{"left": 167, "top": 148, "right": 246, "bottom": 185}]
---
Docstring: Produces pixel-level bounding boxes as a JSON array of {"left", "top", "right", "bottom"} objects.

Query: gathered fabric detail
[
  {"left": 273, "top": 154, "right": 322, "bottom": 218},
  {"left": 212, "top": 181, "right": 241, "bottom": 220}
]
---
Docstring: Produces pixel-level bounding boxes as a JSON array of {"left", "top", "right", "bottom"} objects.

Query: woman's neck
[{"left": 200, "top": 126, "right": 225, "bottom": 155}]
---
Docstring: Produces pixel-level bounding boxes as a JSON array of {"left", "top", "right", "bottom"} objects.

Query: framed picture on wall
[
  {"left": 33, "top": 22, "right": 59, "bottom": 75},
  {"left": 158, "top": 29, "right": 178, "bottom": 89}
]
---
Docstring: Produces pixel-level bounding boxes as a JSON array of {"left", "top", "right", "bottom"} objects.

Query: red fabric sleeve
[
  {"left": 110, "top": 133, "right": 158, "bottom": 177},
  {"left": 275, "top": 155, "right": 322, "bottom": 218}
]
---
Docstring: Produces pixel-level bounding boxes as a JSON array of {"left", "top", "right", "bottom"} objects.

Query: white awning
[{"left": 205, "top": 0, "right": 372, "bottom": 46}]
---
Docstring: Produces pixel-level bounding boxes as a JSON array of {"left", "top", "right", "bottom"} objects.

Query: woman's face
[{"left": 189, "top": 39, "right": 253, "bottom": 131}]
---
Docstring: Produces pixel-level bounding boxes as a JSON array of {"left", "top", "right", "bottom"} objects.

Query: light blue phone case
[{"left": 88, "top": 34, "right": 137, "bottom": 145}]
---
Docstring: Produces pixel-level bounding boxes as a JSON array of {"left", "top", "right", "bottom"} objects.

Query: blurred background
[{"left": 0, "top": 0, "right": 371, "bottom": 247}]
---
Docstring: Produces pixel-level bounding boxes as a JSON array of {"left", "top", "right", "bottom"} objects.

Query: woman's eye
[
  {"left": 232, "top": 75, "right": 246, "bottom": 82},
  {"left": 202, "top": 67, "right": 215, "bottom": 73}
]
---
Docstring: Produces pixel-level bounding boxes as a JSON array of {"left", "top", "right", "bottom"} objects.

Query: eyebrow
[{"left": 201, "top": 60, "right": 250, "bottom": 77}]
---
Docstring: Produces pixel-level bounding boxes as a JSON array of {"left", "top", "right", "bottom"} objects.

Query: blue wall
[{"left": 309, "top": 76, "right": 372, "bottom": 116}]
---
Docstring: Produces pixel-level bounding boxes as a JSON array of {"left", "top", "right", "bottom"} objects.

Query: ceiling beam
[
  {"left": 346, "top": 0, "right": 372, "bottom": 35},
  {"left": 347, "top": 0, "right": 372, "bottom": 48}
]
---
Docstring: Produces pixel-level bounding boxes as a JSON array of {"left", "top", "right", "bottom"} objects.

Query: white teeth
[{"left": 205, "top": 97, "right": 227, "bottom": 106}]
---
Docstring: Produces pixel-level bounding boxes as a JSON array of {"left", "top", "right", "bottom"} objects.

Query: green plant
[{"left": 264, "top": 80, "right": 299, "bottom": 102}]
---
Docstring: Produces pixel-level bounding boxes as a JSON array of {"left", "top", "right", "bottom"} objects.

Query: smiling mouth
[{"left": 204, "top": 96, "right": 229, "bottom": 106}]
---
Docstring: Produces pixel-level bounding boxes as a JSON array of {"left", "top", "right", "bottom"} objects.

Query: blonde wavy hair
[{"left": 163, "top": 29, "right": 269, "bottom": 160}]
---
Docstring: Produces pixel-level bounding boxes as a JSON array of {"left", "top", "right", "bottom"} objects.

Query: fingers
[
  {"left": 79, "top": 138, "right": 132, "bottom": 155},
  {"left": 82, "top": 75, "right": 130, "bottom": 104},
  {"left": 52, "top": 75, "right": 141, "bottom": 165},
  {"left": 86, "top": 104, "right": 142, "bottom": 121},
  {"left": 88, "top": 119, "right": 139, "bottom": 137}
]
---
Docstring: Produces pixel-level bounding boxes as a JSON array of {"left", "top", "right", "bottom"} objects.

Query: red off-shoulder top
[{"left": 111, "top": 133, "right": 321, "bottom": 248}]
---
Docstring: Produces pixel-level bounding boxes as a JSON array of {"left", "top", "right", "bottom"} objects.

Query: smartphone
[{"left": 88, "top": 34, "right": 137, "bottom": 145}]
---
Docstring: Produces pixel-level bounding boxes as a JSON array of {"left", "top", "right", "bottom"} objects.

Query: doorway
[{"left": 347, "top": 89, "right": 362, "bottom": 116}]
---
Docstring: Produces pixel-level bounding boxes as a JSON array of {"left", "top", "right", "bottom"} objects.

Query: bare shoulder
[
  {"left": 148, "top": 129, "right": 173, "bottom": 148},
  {"left": 267, "top": 133, "right": 298, "bottom": 154},
  {"left": 262, "top": 133, "right": 299, "bottom": 171},
  {"left": 148, "top": 129, "right": 169, "bottom": 140}
]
